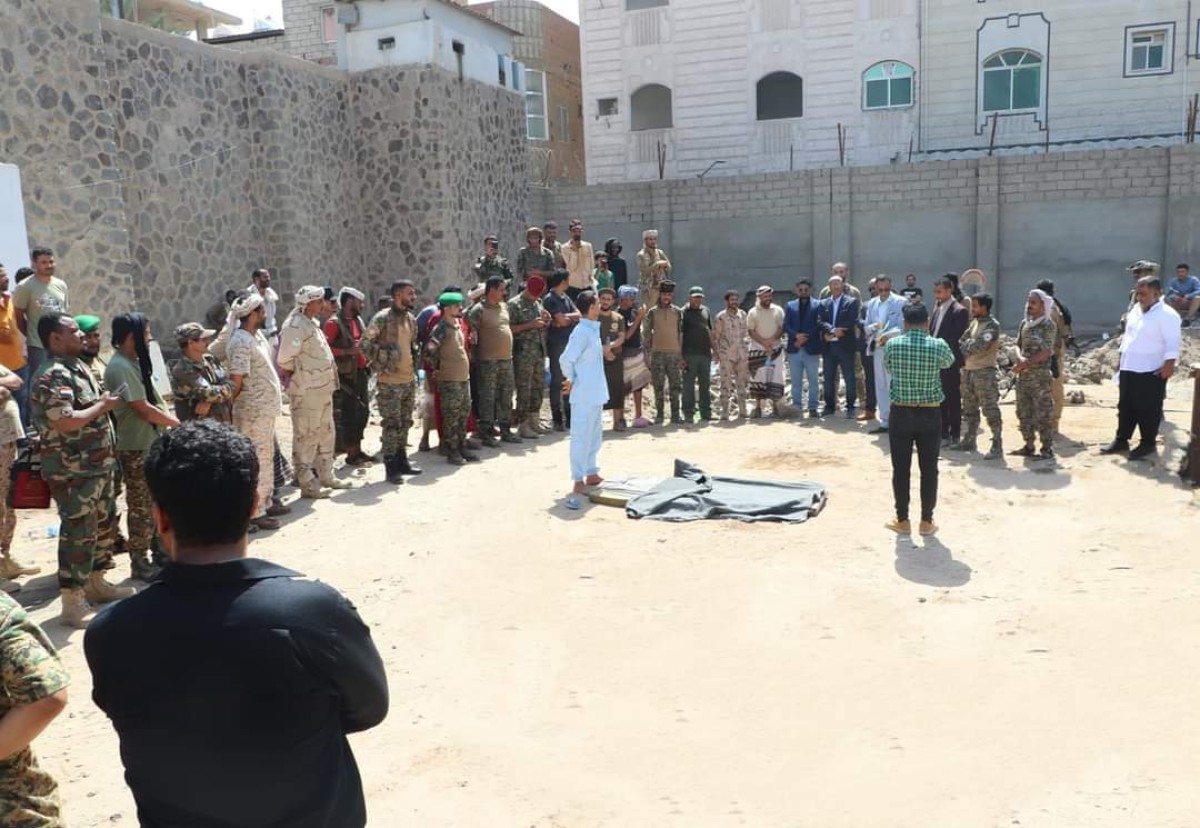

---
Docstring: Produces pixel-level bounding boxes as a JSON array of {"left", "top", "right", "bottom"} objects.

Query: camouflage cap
[
  {"left": 175, "top": 316, "right": 217, "bottom": 340},
  {"left": 175, "top": 322, "right": 216, "bottom": 344},
  {"left": 1127, "top": 260, "right": 1160, "bottom": 273}
]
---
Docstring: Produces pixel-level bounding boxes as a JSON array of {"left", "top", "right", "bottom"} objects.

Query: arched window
[
  {"left": 756, "top": 72, "right": 803, "bottom": 120},
  {"left": 630, "top": 84, "right": 673, "bottom": 130},
  {"left": 863, "top": 61, "right": 914, "bottom": 110},
  {"left": 982, "top": 49, "right": 1042, "bottom": 112}
]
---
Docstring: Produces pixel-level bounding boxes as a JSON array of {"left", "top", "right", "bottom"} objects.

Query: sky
[{"left": 208, "top": 0, "right": 580, "bottom": 30}]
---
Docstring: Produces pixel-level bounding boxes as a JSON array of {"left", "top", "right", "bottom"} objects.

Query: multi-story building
[
  {"left": 581, "top": 0, "right": 1200, "bottom": 183},
  {"left": 474, "top": 0, "right": 586, "bottom": 184}
]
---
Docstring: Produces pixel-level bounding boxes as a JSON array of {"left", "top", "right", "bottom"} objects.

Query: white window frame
[
  {"left": 862, "top": 61, "right": 915, "bottom": 111},
  {"left": 981, "top": 49, "right": 1043, "bottom": 113},
  {"left": 1125, "top": 24, "right": 1174, "bottom": 77},
  {"left": 320, "top": 6, "right": 337, "bottom": 44},
  {"left": 525, "top": 69, "right": 548, "bottom": 141}
]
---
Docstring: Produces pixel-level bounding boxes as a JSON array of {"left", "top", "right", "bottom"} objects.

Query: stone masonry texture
[{"left": 1, "top": 0, "right": 528, "bottom": 348}]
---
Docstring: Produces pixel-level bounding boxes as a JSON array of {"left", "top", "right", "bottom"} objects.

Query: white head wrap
[
  {"left": 230, "top": 292, "right": 264, "bottom": 319},
  {"left": 339, "top": 286, "right": 365, "bottom": 302},
  {"left": 1025, "top": 289, "right": 1052, "bottom": 324},
  {"left": 294, "top": 285, "right": 324, "bottom": 307}
]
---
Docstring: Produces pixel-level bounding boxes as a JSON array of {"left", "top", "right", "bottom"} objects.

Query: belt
[{"left": 893, "top": 402, "right": 940, "bottom": 408}]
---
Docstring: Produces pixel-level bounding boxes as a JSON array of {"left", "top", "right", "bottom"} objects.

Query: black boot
[
  {"left": 397, "top": 449, "right": 423, "bottom": 476},
  {"left": 384, "top": 456, "right": 406, "bottom": 484}
]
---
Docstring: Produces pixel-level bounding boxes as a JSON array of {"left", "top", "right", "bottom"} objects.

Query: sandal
[{"left": 614, "top": 420, "right": 626, "bottom": 432}]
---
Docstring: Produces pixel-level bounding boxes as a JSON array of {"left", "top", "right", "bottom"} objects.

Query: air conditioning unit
[{"left": 336, "top": 4, "right": 359, "bottom": 25}]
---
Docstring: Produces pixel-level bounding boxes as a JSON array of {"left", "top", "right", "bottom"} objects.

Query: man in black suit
[
  {"left": 817, "top": 275, "right": 860, "bottom": 418},
  {"left": 928, "top": 275, "right": 970, "bottom": 446}
]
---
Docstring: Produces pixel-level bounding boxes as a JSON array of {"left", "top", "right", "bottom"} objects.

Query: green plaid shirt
[{"left": 883, "top": 329, "right": 955, "bottom": 405}]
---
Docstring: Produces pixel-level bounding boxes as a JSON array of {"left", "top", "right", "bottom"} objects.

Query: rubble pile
[{"left": 1064, "top": 328, "right": 1200, "bottom": 385}]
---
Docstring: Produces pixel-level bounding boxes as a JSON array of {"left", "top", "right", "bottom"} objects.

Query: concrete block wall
[
  {"left": 536, "top": 145, "right": 1200, "bottom": 328},
  {"left": 280, "top": 0, "right": 337, "bottom": 66}
]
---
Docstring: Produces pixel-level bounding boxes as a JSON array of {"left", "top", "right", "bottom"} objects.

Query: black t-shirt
[
  {"left": 619, "top": 305, "right": 642, "bottom": 349},
  {"left": 901, "top": 287, "right": 923, "bottom": 302},
  {"left": 543, "top": 290, "right": 578, "bottom": 347},
  {"left": 85, "top": 558, "right": 389, "bottom": 828}
]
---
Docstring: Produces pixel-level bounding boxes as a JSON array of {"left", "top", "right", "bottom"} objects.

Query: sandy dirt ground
[{"left": 10, "top": 379, "right": 1200, "bottom": 828}]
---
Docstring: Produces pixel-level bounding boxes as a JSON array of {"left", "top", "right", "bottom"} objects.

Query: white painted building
[
  {"left": 335, "top": 0, "right": 523, "bottom": 90},
  {"left": 581, "top": 0, "right": 1200, "bottom": 183}
]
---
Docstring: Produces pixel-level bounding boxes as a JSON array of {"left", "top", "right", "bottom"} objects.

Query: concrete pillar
[
  {"left": 811, "top": 168, "right": 833, "bottom": 278},
  {"left": 1165, "top": 145, "right": 1200, "bottom": 265}
]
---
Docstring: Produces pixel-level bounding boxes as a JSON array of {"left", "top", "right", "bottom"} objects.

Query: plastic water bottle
[{"left": 417, "top": 368, "right": 426, "bottom": 382}]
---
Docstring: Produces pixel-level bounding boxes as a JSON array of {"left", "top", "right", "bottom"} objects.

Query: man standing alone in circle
[
  {"left": 1100, "top": 276, "right": 1181, "bottom": 460},
  {"left": 84, "top": 420, "right": 388, "bottom": 828},
  {"left": 883, "top": 303, "right": 955, "bottom": 536}
]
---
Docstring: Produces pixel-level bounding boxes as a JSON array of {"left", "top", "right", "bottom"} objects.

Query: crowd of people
[{"left": 0, "top": 227, "right": 1187, "bottom": 828}]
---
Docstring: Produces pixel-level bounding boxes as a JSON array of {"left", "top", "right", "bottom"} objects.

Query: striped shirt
[{"left": 883, "top": 329, "right": 955, "bottom": 405}]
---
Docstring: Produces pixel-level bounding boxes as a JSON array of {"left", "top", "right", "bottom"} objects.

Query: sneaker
[
  {"left": 919, "top": 520, "right": 938, "bottom": 536},
  {"left": 885, "top": 518, "right": 911, "bottom": 534}
]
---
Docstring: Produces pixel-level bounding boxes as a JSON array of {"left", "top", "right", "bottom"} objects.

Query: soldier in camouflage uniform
[
  {"left": 465, "top": 275, "right": 520, "bottom": 447},
  {"left": 427, "top": 292, "right": 479, "bottom": 466},
  {"left": 956, "top": 292, "right": 1003, "bottom": 458},
  {"left": 712, "top": 289, "right": 749, "bottom": 420},
  {"left": 516, "top": 227, "right": 556, "bottom": 289},
  {"left": 473, "top": 235, "right": 515, "bottom": 295},
  {"left": 508, "top": 274, "right": 550, "bottom": 439},
  {"left": 170, "top": 323, "right": 234, "bottom": 423},
  {"left": 642, "top": 280, "right": 685, "bottom": 424},
  {"left": 76, "top": 314, "right": 129, "bottom": 557},
  {"left": 363, "top": 279, "right": 423, "bottom": 484},
  {"left": 1011, "top": 289, "right": 1058, "bottom": 460},
  {"left": 636, "top": 229, "right": 672, "bottom": 308},
  {"left": 0, "top": 591, "right": 70, "bottom": 826},
  {"left": 29, "top": 312, "right": 131, "bottom": 628}
]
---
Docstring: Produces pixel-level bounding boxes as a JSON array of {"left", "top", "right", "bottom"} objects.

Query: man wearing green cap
[
  {"left": 680, "top": 286, "right": 713, "bottom": 423},
  {"left": 427, "top": 293, "right": 479, "bottom": 465},
  {"left": 76, "top": 315, "right": 107, "bottom": 390},
  {"left": 465, "top": 275, "right": 519, "bottom": 447}
]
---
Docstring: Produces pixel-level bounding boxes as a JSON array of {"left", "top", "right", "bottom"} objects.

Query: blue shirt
[
  {"left": 559, "top": 318, "right": 608, "bottom": 407},
  {"left": 1166, "top": 274, "right": 1200, "bottom": 300}
]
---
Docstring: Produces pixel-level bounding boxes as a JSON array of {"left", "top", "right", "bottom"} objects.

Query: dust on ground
[{"left": 12, "top": 380, "right": 1200, "bottom": 828}]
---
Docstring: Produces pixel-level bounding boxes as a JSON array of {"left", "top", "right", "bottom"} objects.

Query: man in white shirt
[
  {"left": 862, "top": 275, "right": 907, "bottom": 433},
  {"left": 560, "top": 220, "right": 595, "bottom": 299},
  {"left": 1100, "top": 276, "right": 1181, "bottom": 461},
  {"left": 247, "top": 268, "right": 280, "bottom": 344}
]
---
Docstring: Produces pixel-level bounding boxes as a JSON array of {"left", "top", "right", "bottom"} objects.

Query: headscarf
[
  {"left": 604, "top": 238, "right": 622, "bottom": 258},
  {"left": 617, "top": 285, "right": 638, "bottom": 302},
  {"left": 1025, "top": 289, "right": 1053, "bottom": 324},
  {"left": 294, "top": 285, "right": 324, "bottom": 307},
  {"left": 231, "top": 292, "right": 264, "bottom": 319}
]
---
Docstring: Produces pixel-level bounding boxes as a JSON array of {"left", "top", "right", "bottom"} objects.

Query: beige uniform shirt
[
  {"left": 561, "top": 240, "right": 596, "bottom": 291},
  {"left": 276, "top": 311, "right": 337, "bottom": 397}
]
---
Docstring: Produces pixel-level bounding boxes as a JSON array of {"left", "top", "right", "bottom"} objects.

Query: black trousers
[
  {"left": 1116, "top": 370, "right": 1167, "bottom": 445},
  {"left": 939, "top": 366, "right": 962, "bottom": 440},
  {"left": 889, "top": 406, "right": 942, "bottom": 522},
  {"left": 861, "top": 346, "right": 877, "bottom": 411}
]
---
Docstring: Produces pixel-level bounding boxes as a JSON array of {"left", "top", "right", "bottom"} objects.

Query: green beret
[
  {"left": 75, "top": 314, "right": 101, "bottom": 334},
  {"left": 438, "top": 292, "right": 464, "bottom": 306}
]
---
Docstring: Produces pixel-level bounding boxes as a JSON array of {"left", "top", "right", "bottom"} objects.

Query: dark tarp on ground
[{"left": 624, "top": 459, "right": 827, "bottom": 523}]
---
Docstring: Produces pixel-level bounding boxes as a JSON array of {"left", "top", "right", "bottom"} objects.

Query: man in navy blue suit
[
  {"left": 817, "top": 276, "right": 860, "bottom": 418},
  {"left": 783, "top": 279, "right": 824, "bottom": 417}
]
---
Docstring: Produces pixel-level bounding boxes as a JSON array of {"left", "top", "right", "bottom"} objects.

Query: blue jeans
[
  {"left": 787, "top": 350, "right": 820, "bottom": 410},
  {"left": 569, "top": 404, "right": 603, "bottom": 482},
  {"left": 823, "top": 345, "right": 857, "bottom": 411}
]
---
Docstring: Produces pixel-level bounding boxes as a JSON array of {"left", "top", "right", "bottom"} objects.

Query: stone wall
[
  {"left": 1, "top": 0, "right": 528, "bottom": 341},
  {"left": 535, "top": 146, "right": 1200, "bottom": 329}
]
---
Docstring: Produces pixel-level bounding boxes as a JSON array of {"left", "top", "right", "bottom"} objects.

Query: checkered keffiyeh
[{"left": 883, "top": 329, "right": 956, "bottom": 405}]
